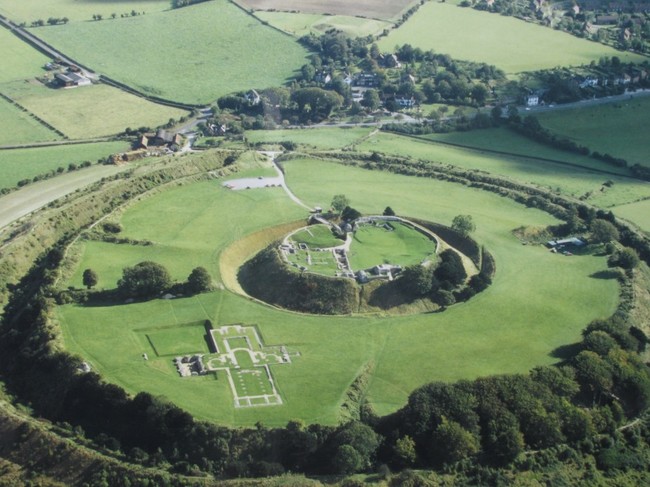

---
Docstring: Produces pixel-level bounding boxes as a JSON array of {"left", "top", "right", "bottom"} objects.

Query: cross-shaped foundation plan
[{"left": 173, "top": 323, "right": 299, "bottom": 408}]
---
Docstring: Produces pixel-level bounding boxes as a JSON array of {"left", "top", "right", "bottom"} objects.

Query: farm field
[
  {"left": 254, "top": 11, "right": 392, "bottom": 37},
  {"left": 378, "top": 2, "right": 646, "bottom": 74},
  {"left": 0, "top": 141, "right": 129, "bottom": 190},
  {"left": 537, "top": 96, "right": 650, "bottom": 168},
  {"left": 36, "top": 1, "right": 308, "bottom": 104},
  {"left": 0, "top": 28, "right": 50, "bottom": 83},
  {"left": 356, "top": 132, "right": 650, "bottom": 208},
  {"left": 9, "top": 84, "right": 188, "bottom": 139},
  {"left": 246, "top": 127, "right": 374, "bottom": 149},
  {"left": 0, "top": 98, "right": 61, "bottom": 145},
  {"left": 57, "top": 157, "right": 618, "bottom": 425},
  {"left": 348, "top": 222, "right": 436, "bottom": 271},
  {"left": 0, "top": 0, "right": 170, "bottom": 23},
  {"left": 2, "top": 81, "right": 188, "bottom": 139},
  {"left": 236, "top": 0, "right": 416, "bottom": 20},
  {"left": 612, "top": 199, "right": 650, "bottom": 233}
]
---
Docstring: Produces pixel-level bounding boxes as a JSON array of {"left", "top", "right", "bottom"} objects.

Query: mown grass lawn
[
  {"left": 0, "top": 141, "right": 129, "bottom": 190},
  {"left": 378, "top": 2, "right": 646, "bottom": 73},
  {"left": 58, "top": 157, "right": 618, "bottom": 426},
  {"left": 36, "top": 0, "right": 308, "bottom": 104},
  {"left": 537, "top": 96, "right": 650, "bottom": 168},
  {"left": 348, "top": 222, "right": 436, "bottom": 271},
  {"left": 291, "top": 224, "right": 342, "bottom": 248}
]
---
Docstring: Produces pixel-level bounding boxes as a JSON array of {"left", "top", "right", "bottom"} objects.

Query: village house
[{"left": 353, "top": 72, "right": 379, "bottom": 87}]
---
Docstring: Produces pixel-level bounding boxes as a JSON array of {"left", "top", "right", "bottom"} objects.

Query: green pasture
[
  {"left": 0, "top": 141, "right": 129, "bottom": 190},
  {"left": 36, "top": 1, "right": 307, "bottom": 104},
  {"left": 0, "top": 98, "right": 61, "bottom": 145},
  {"left": 254, "top": 11, "right": 391, "bottom": 38},
  {"left": 422, "top": 127, "right": 629, "bottom": 176},
  {"left": 0, "top": 28, "right": 50, "bottom": 83},
  {"left": 348, "top": 222, "right": 436, "bottom": 271},
  {"left": 58, "top": 157, "right": 618, "bottom": 425},
  {"left": 356, "top": 131, "right": 650, "bottom": 208},
  {"left": 0, "top": 0, "right": 170, "bottom": 23},
  {"left": 246, "top": 127, "right": 374, "bottom": 149},
  {"left": 537, "top": 96, "right": 650, "bottom": 168},
  {"left": 10, "top": 84, "right": 187, "bottom": 139},
  {"left": 378, "top": 3, "right": 646, "bottom": 74},
  {"left": 612, "top": 199, "right": 650, "bottom": 233},
  {"left": 290, "top": 224, "right": 341, "bottom": 248}
]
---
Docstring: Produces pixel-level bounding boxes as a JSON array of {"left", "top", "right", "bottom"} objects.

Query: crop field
[
  {"left": 0, "top": 141, "right": 129, "bottom": 191},
  {"left": 537, "top": 96, "right": 650, "bottom": 168},
  {"left": 36, "top": 1, "right": 308, "bottom": 104},
  {"left": 348, "top": 222, "right": 436, "bottom": 271},
  {"left": 57, "top": 156, "right": 618, "bottom": 425},
  {"left": 246, "top": 127, "right": 373, "bottom": 149},
  {"left": 0, "top": 0, "right": 170, "bottom": 23},
  {"left": 236, "top": 0, "right": 416, "bottom": 20},
  {"left": 254, "top": 11, "right": 392, "bottom": 37},
  {"left": 378, "top": 3, "right": 646, "bottom": 74},
  {"left": 357, "top": 131, "right": 650, "bottom": 208}
]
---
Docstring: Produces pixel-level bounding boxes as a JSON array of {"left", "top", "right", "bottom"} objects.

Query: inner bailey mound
[{"left": 238, "top": 245, "right": 359, "bottom": 314}]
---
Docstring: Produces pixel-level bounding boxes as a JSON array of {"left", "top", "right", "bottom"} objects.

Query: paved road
[{"left": 0, "top": 165, "right": 128, "bottom": 230}]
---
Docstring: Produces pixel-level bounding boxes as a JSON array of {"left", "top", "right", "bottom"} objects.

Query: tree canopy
[
  {"left": 187, "top": 267, "right": 212, "bottom": 294},
  {"left": 117, "top": 261, "right": 171, "bottom": 298},
  {"left": 82, "top": 268, "right": 98, "bottom": 289},
  {"left": 451, "top": 215, "right": 476, "bottom": 236}
]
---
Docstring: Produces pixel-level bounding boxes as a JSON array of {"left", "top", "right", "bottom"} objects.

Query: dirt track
[{"left": 0, "top": 165, "right": 127, "bottom": 229}]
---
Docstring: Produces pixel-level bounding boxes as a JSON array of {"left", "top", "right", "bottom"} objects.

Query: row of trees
[{"left": 82, "top": 262, "right": 213, "bottom": 298}]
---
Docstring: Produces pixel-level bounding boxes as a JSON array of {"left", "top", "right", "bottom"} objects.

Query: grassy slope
[
  {"left": 0, "top": 141, "right": 129, "bottom": 190},
  {"left": 58, "top": 159, "right": 618, "bottom": 425},
  {"left": 255, "top": 11, "right": 391, "bottom": 37},
  {"left": 357, "top": 132, "right": 650, "bottom": 208},
  {"left": 612, "top": 199, "right": 650, "bottom": 233},
  {"left": 378, "top": 3, "right": 646, "bottom": 74},
  {"left": 246, "top": 127, "right": 374, "bottom": 149},
  {"left": 0, "top": 0, "right": 170, "bottom": 23},
  {"left": 36, "top": 1, "right": 308, "bottom": 104},
  {"left": 537, "top": 96, "right": 650, "bottom": 168}
]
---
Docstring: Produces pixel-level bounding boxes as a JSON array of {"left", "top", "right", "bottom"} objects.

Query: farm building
[
  {"left": 55, "top": 72, "right": 91, "bottom": 88},
  {"left": 546, "top": 237, "right": 586, "bottom": 248}
]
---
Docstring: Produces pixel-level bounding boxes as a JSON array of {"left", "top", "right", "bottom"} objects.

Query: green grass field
[
  {"left": 0, "top": 0, "right": 170, "bottom": 23},
  {"left": 0, "top": 98, "right": 61, "bottom": 145},
  {"left": 612, "top": 199, "right": 650, "bottom": 233},
  {"left": 348, "top": 222, "right": 436, "bottom": 271},
  {"left": 143, "top": 322, "right": 210, "bottom": 357},
  {"left": 254, "top": 11, "right": 392, "bottom": 37},
  {"left": 290, "top": 224, "right": 342, "bottom": 248},
  {"left": 537, "top": 96, "right": 650, "bottom": 168},
  {"left": 378, "top": 3, "right": 646, "bottom": 74},
  {"left": 57, "top": 157, "right": 618, "bottom": 426},
  {"left": 10, "top": 84, "right": 188, "bottom": 139},
  {"left": 0, "top": 25, "right": 186, "bottom": 139},
  {"left": 356, "top": 131, "right": 650, "bottom": 208},
  {"left": 36, "top": 1, "right": 307, "bottom": 104},
  {"left": 0, "top": 141, "right": 130, "bottom": 190},
  {"left": 246, "top": 127, "right": 374, "bottom": 149}
]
